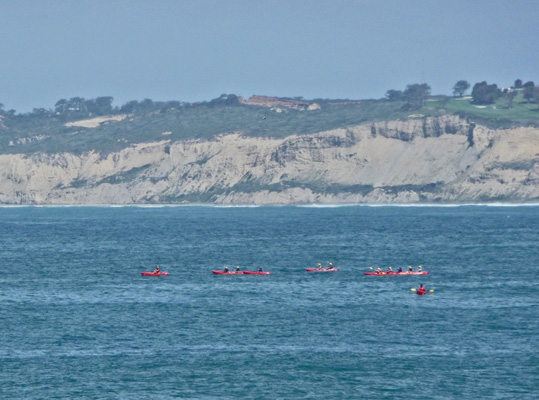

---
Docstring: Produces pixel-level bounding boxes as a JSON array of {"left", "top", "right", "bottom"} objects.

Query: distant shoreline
[{"left": 1, "top": 202, "right": 539, "bottom": 208}]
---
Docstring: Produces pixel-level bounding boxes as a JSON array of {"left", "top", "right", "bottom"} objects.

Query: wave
[
  {"left": 297, "top": 204, "right": 358, "bottom": 208},
  {"left": 213, "top": 204, "right": 261, "bottom": 208},
  {"left": 298, "top": 202, "right": 539, "bottom": 208}
]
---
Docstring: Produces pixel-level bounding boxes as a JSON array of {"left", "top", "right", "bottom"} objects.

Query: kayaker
[
  {"left": 397, "top": 267, "right": 403, "bottom": 273},
  {"left": 418, "top": 265, "right": 422, "bottom": 272},
  {"left": 408, "top": 266, "right": 413, "bottom": 272},
  {"left": 377, "top": 267, "right": 382, "bottom": 274},
  {"left": 235, "top": 266, "right": 241, "bottom": 272},
  {"left": 417, "top": 284, "right": 427, "bottom": 294},
  {"left": 387, "top": 266, "right": 393, "bottom": 273},
  {"left": 153, "top": 265, "right": 160, "bottom": 274},
  {"left": 258, "top": 267, "right": 263, "bottom": 272},
  {"left": 326, "top": 263, "right": 334, "bottom": 270},
  {"left": 224, "top": 266, "right": 229, "bottom": 273},
  {"left": 317, "top": 263, "right": 323, "bottom": 270}
]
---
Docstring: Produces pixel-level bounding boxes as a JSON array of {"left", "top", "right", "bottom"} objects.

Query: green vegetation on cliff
[{"left": 1, "top": 90, "right": 538, "bottom": 156}]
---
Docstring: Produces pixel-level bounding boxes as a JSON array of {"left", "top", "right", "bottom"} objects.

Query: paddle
[{"left": 411, "top": 288, "right": 434, "bottom": 293}]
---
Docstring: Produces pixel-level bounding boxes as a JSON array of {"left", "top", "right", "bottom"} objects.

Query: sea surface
[{"left": 0, "top": 205, "right": 537, "bottom": 399}]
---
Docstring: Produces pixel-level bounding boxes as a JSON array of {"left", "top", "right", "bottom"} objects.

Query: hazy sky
[{"left": 1, "top": 0, "right": 538, "bottom": 112}]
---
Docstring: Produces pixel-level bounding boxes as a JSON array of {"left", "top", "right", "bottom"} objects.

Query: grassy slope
[
  {"left": 0, "top": 93, "right": 537, "bottom": 156},
  {"left": 426, "top": 94, "right": 539, "bottom": 126}
]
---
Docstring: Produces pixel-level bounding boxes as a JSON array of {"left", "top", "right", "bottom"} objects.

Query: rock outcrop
[{"left": 0, "top": 115, "right": 538, "bottom": 204}]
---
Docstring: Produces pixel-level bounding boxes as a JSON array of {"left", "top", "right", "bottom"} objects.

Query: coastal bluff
[{"left": 0, "top": 115, "right": 538, "bottom": 204}]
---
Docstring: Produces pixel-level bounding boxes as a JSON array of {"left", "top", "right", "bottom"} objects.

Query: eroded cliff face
[{"left": 0, "top": 115, "right": 538, "bottom": 204}]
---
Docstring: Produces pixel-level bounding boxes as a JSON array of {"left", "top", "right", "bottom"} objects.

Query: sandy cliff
[{"left": 0, "top": 115, "right": 538, "bottom": 204}]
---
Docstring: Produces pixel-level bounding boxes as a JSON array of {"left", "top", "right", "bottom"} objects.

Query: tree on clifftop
[
  {"left": 402, "top": 83, "right": 431, "bottom": 110},
  {"left": 471, "top": 81, "right": 500, "bottom": 105},
  {"left": 523, "top": 85, "right": 539, "bottom": 103},
  {"left": 85, "top": 96, "right": 114, "bottom": 115},
  {"left": 452, "top": 80, "right": 470, "bottom": 97},
  {"left": 385, "top": 89, "right": 403, "bottom": 101},
  {"left": 503, "top": 90, "right": 518, "bottom": 108}
]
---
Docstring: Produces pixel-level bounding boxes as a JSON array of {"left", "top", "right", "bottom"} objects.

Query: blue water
[{"left": 0, "top": 205, "right": 537, "bottom": 399}]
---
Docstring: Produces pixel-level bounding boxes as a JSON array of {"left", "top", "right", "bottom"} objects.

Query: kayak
[
  {"left": 212, "top": 270, "right": 244, "bottom": 275},
  {"left": 141, "top": 272, "right": 169, "bottom": 276},
  {"left": 417, "top": 289, "right": 427, "bottom": 295},
  {"left": 243, "top": 271, "right": 271, "bottom": 275},
  {"left": 306, "top": 268, "right": 339, "bottom": 272},
  {"left": 364, "top": 271, "right": 429, "bottom": 276}
]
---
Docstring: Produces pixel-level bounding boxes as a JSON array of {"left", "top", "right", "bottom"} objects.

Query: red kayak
[
  {"left": 212, "top": 270, "right": 244, "bottom": 275},
  {"left": 141, "top": 272, "right": 169, "bottom": 276},
  {"left": 365, "top": 271, "right": 429, "bottom": 276},
  {"left": 417, "top": 289, "right": 427, "bottom": 295},
  {"left": 243, "top": 271, "right": 271, "bottom": 275},
  {"left": 306, "top": 268, "right": 339, "bottom": 272}
]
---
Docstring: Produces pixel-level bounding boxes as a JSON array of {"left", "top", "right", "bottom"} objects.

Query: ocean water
[{"left": 0, "top": 205, "right": 537, "bottom": 399}]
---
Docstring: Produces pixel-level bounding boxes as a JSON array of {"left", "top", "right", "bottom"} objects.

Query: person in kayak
[
  {"left": 376, "top": 267, "right": 382, "bottom": 274},
  {"left": 224, "top": 266, "right": 229, "bottom": 273},
  {"left": 258, "top": 267, "right": 263, "bottom": 272},
  {"left": 417, "top": 284, "right": 427, "bottom": 294},
  {"left": 153, "top": 265, "right": 161, "bottom": 274},
  {"left": 235, "top": 266, "right": 241, "bottom": 272},
  {"left": 397, "top": 267, "right": 403, "bottom": 273},
  {"left": 326, "top": 263, "right": 334, "bottom": 270},
  {"left": 409, "top": 266, "right": 413, "bottom": 272},
  {"left": 387, "top": 266, "right": 393, "bottom": 273},
  {"left": 418, "top": 265, "right": 422, "bottom": 272},
  {"left": 317, "top": 263, "right": 323, "bottom": 270}
]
